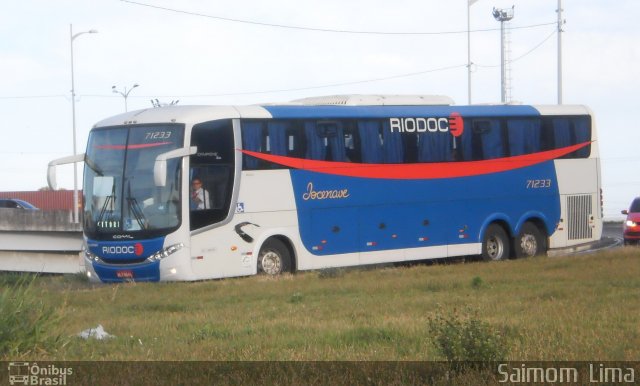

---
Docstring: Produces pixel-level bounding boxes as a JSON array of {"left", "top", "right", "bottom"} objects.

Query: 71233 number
[
  {"left": 526, "top": 179, "right": 552, "bottom": 189},
  {"left": 145, "top": 131, "right": 172, "bottom": 140}
]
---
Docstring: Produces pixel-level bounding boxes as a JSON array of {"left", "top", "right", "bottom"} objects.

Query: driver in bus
[{"left": 190, "top": 177, "right": 211, "bottom": 210}]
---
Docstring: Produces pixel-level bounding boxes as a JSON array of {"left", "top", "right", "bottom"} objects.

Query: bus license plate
[{"left": 117, "top": 270, "right": 134, "bottom": 279}]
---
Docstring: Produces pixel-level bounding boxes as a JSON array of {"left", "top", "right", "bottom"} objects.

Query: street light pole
[
  {"left": 70, "top": 24, "right": 97, "bottom": 223},
  {"left": 112, "top": 84, "right": 140, "bottom": 112}
]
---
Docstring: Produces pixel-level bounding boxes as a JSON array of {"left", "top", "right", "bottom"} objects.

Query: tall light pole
[
  {"left": 112, "top": 84, "right": 139, "bottom": 112},
  {"left": 493, "top": 6, "right": 514, "bottom": 104},
  {"left": 70, "top": 24, "right": 97, "bottom": 223}
]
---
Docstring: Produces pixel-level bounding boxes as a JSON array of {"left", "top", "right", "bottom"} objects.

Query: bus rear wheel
[
  {"left": 258, "top": 238, "right": 292, "bottom": 275},
  {"left": 515, "top": 222, "right": 546, "bottom": 258},
  {"left": 482, "top": 224, "right": 510, "bottom": 261}
]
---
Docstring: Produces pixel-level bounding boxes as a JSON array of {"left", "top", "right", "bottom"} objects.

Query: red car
[{"left": 622, "top": 197, "right": 640, "bottom": 245}]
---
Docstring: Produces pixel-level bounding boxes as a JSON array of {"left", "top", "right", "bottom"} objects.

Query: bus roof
[
  {"left": 287, "top": 94, "right": 455, "bottom": 106},
  {"left": 92, "top": 96, "right": 592, "bottom": 128}
]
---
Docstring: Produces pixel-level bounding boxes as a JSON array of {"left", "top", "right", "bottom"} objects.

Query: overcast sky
[{"left": 1, "top": 0, "right": 638, "bottom": 219}]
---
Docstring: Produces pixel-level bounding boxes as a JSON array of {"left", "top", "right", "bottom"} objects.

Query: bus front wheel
[
  {"left": 481, "top": 224, "right": 510, "bottom": 261},
  {"left": 258, "top": 238, "right": 292, "bottom": 275},
  {"left": 514, "top": 222, "right": 546, "bottom": 258}
]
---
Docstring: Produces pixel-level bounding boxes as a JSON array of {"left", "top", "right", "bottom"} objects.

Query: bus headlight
[
  {"left": 84, "top": 248, "right": 100, "bottom": 263},
  {"left": 626, "top": 220, "right": 637, "bottom": 227},
  {"left": 147, "top": 243, "right": 184, "bottom": 262}
]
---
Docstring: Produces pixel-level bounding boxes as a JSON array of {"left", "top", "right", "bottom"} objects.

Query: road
[{"left": 603, "top": 221, "right": 623, "bottom": 240}]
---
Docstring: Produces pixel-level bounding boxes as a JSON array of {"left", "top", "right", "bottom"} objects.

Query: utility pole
[
  {"left": 557, "top": 0, "right": 564, "bottom": 104},
  {"left": 467, "top": 0, "right": 479, "bottom": 105}
]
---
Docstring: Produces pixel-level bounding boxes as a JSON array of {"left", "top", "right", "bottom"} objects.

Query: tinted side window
[
  {"left": 459, "top": 115, "right": 591, "bottom": 161},
  {"left": 459, "top": 119, "right": 504, "bottom": 161},
  {"left": 242, "top": 119, "right": 358, "bottom": 168},
  {"left": 507, "top": 118, "right": 542, "bottom": 156},
  {"left": 242, "top": 120, "right": 307, "bottom": 169},
  {"left": 357, "top": 119, "right": 403, "bottom": 164},
  {"left": 541, "top": 116, "right": 592, "bottom": 158},
  {"left": 239, "top": 115, "right": 592, "bottom": 167}
]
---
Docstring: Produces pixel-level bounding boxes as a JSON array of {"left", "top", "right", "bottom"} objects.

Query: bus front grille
[{"left": 100, "top": 257, "right": 148, "bottom": 265}]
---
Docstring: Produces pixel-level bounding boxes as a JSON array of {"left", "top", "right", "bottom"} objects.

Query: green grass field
[{"left": 2, "top": 248, "right": 639, "bottom": 362}]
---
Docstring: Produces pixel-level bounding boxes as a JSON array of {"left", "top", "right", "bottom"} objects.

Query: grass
[
  {"left": 0, "top": 274, "right": 66, "bottom": 358},
  {"left": 1, "top": 248, "right": 639, "bottom": 362}
]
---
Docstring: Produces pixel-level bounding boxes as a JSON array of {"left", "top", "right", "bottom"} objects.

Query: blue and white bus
[{"left": 48, "top": 95, "right": 602, "bottom": 282}]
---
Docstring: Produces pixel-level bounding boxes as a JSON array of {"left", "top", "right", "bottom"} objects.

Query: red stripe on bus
[
  {"left": 240, "top": 141, "right": 591, "bottom": 180},
  {"left": 96, "top": 142, "right": 172, "bottom": 150}
]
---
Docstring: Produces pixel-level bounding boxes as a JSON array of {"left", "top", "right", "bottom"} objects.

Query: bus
[{"left": 48, "top": 95, "right": 602, "bottom": 282}]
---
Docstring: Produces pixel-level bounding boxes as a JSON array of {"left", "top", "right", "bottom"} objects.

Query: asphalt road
[{"left": 603, "top": 221, "right": 623, "bottom": 240}]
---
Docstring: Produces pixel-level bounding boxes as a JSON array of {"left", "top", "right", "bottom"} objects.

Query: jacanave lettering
[
  {"left": 103, "top": 245, "right": 135, "bottom": 254},
  {"left": 390, "top": 117, "right": 450, "bottom": 133},
  {"left": 302, "top": 182, "right": 349, "bottom": 200}
]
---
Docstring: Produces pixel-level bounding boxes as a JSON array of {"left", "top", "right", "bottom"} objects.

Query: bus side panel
[
  {"left": 290, "top": 160, "right": 561, "bottom": 259},
  {"left": 230, "top": 169, "right": 360, "bottom": 272},
  {"left": 190, "top": 225, "right": 256, "bottom": 279}
]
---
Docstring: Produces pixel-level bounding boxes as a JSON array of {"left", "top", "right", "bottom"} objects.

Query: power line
[
  {"left": 0, "top": 95, "right": 67, "bottom": 100},
  {"left": 0, "top": 64, "right": 467, "bottom": 100},
  {"left": 476, "top": 29, "right": 557, "bottom": 68},
  {"left": 0, "top": 27, "right": 558, "bottom": 101},
  {"left": 133, "top": 64, "right": 468, "bottom": 98},
  {"left": 121, "top": 0, "right": 556, "bottom": 36}
]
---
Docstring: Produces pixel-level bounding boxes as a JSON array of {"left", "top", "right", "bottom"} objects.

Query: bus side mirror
[
  {"left": 47, "top": 153, "right": 85, "bottom": 190},
  {"left": 154, "top": 146, "right": 197, "bottom": 187},
  {"left": 622, "top": 209, "right": 629, "bottom": 215}
]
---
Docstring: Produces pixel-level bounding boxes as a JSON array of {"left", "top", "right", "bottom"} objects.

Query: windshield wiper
[
  {"left": 97, "top": 182, "right": 116, "bottom": 228},
  {"left": 126, "top": 180, "right": 147, "bottom": 230}
]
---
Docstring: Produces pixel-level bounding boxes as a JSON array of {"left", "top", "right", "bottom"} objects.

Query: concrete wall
[
  {"left": 0, "top": 251, "right": 83, "bottom": 274},
  {"left": 0, "top": 209, "right": 83, "bottom": 273},
  {"left": 0, "top": 209, "right": 82, "bottom": 232}
]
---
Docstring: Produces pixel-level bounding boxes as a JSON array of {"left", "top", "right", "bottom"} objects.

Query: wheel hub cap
[
  {"left": 520, "top": 234, "right": 537, "bottom": 256},
  {"left": 261, "top": 251, "right": 282, "bottom": 275}
]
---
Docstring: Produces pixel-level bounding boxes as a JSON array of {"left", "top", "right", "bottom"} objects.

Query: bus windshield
[{"left": 83, "top": 124, "right": 185, "bottom": 239}]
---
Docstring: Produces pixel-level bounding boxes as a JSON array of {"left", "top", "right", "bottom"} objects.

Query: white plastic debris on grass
[{"left": 78, "top": 324, "right": 115, "bottom": 340}]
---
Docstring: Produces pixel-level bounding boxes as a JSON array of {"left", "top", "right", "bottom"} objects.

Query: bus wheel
[
  {"left": 258, "top": 238, "right": 292, "bottom": 275},
  {"left": 482, "top": 224, "right": 510, "bottom": 261},
  {"left": 515, "top": 222, "right": 546, "bottom": 258}
]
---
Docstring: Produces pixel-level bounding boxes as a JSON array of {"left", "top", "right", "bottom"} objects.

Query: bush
[
  {"left": 427, "top": 308, "right": 509, "bottom": 366},
  {"left": 0, "top": 275, "right": 65, "bottom": 358},
  {"left": 288, "top": 292, "right": 304, "bottom": 304},
  {"left": 471, "top": 276, "right": 483, "bottom": 289}
]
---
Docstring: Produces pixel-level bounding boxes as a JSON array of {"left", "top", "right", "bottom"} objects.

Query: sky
[{"left": 1, "top": 0, "right": 638, "bottom": 219}]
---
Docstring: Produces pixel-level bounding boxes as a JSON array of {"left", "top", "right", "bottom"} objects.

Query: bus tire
[
  {"left": 514, "top": 222, "right": 546, "bottom": 258},
  {"left": 257, "top": 238, "right": 292, "bottom": 275},
  {"left": 481, "top": 224, "right": 510, "bottom": 261}
]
